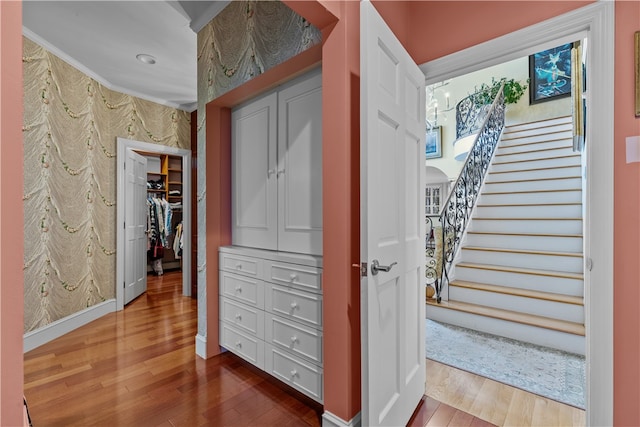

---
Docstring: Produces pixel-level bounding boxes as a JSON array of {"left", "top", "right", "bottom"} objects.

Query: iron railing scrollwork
[{"left": 426, "top": 83, "right": 506, "bottom": 303}]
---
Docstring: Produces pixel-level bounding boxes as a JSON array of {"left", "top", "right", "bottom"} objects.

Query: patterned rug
[{"left": 425, "top": 319, "right": 585, "bottom": 408}]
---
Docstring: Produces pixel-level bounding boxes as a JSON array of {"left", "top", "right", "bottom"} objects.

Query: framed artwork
[
  {"left": 529, "top": 43, "right": 573, "bottom": 104},
  {"left": 635, "top": 31, "right": 640, "bottom": 117},
  {"left": 426, "top": 126, "right": 442, "bottom": 159}
]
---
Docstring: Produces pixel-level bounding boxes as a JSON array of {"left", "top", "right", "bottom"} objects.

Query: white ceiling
[{"left": 23, "top": 1, "right": 231, "bottom": 112}]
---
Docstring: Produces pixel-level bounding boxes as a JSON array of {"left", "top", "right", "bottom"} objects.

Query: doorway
[
  {"left": 116, "top": 137, "right": 192, "bottom": 311},
  {"left": 418, "top": 3, "right": 614, "bottom": 424}
]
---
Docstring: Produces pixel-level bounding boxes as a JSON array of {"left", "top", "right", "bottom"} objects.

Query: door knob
[{"left": 371, "top": 260, "right": 397, "bottom": 275}]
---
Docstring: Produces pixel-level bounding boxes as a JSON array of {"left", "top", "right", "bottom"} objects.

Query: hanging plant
[{"left": 474, "top": 77, "right": 528, "bottom": 105}]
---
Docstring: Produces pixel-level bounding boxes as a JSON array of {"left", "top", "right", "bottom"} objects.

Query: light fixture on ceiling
[{"left": 136, "top": 53, "right": 156, "bottom": 65}]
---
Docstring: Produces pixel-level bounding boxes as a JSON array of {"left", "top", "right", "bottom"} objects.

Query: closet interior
[
  {"left": 141, "top": 152, "right": 184, "bottom": 276},
  {"left": 219, "top": 68, "right": 324, "bottom": 403}
]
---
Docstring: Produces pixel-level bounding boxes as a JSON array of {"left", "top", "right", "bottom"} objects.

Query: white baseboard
[
  {"left": 195, "top": 334, "right": 207, "bottom": 359},
  {"left": 23, "top": 299, "right": 116, "bottom": 352},
  {"left": 322, "top": 411, "right": 361, "bottom": 427}
]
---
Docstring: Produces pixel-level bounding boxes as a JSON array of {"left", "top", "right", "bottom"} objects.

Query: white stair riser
[
  {"left": 502, "top": 125, "right": 573, "bottom": 142},
  {"left": 460, "top": 249, "right": 583, "bottom": 274},
  {"left": 487, "top": 166, "right": 581, "bottom": 182},
  {"left": 504, "top": 116, "right": 572, "bottom": 133},
  {"left": 465, "top": 233, "right": 583, "bottom": 253},
  {"left": 491, "top": 156, "right": 581, "bottom": 172},
  {"left": 478, "top": 190, "right": 582, "bottom": 205},
  {"left": 475, "top": 204, "right": 582, "bottom": 218},
  {"left": 483, "top": 177, "right": 582, "bottom": 193},
  {"left": 449, "top": 286, "right": 584, "bottom": 323},
  {"left": 454, "top": 266, "right": 584, "bottom": 296},
  {"left": 494, "top": 147, "right": 577, "bottom": 163},
  {"left": 426, "top": 304, "right": 585, "bottom": 355},
  {"left": 497, "top": 139, "right": 573, "bottom": 155},
  {"left": 469, "top": 219, "right": 582, "bottom": 234}
]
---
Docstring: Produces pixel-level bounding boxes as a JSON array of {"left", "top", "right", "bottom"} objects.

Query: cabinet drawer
[
  {"left": 266, "top": 284, "right": 323, "bottom": 329},
  {"left": 220, "top": 297, "right": 264, "bottom": 338},
  {"left": 265, "top": 315, "right": 322, "bottom": 365},
  {"left": 220, "top": 322, "right": 264, "bottom": 369},
  {"left": 265, "top": 344, "right": 323, "bottom": 403},
  {"left": 219, "top": 271, "right": 264, "bottom": 309},
  {"left": 220, "top": 252, "right": 261, "bottom": 278},
  {"left": 267, "top": 262, "right": 322, "bottom": 293}
]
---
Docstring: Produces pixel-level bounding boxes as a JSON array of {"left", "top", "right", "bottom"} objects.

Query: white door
[
  {"left": 360, "top": 2, "right": 426, "bottom": 426},
  {"left": 231, "top": 92, "right": 278, "bottom": 250},
  {"left": 124, "top": 149, "right": 147, "bottom": 304},
  {"left": 277, "top": 70, "right": 323, "bottom": 255}
]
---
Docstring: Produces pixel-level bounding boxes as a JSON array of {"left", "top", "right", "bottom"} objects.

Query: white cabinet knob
[
  {"left": 235, "top": 285, "right": 242, "bottom": 293},
  {"left": 235, "top": 263, "right": 242, "bottom": 270},
  {"left": 290, "top": 301, "right": 298, "bottom": 310},
  {"left": 289, "top": 273, "right": 298, "bottom": 281},
  {"left": 235, "top": 313, "right": 242, "bottom": 321},
  {"left": 290, "top": 369, "right": 298, "bottom": 377},
  {"left": 235, "top": 341, "right": 242, "bottom": 348},
  {"left": 290, "top": 335, "right": 298, "bottom": 343}
]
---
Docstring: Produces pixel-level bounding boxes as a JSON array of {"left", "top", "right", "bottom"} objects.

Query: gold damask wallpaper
[
  {"left": 195, "top": 0, "right": 322, "bottom": 337},
  {"left": 22, "top": 37, "right": 191, "bottom": 332}
]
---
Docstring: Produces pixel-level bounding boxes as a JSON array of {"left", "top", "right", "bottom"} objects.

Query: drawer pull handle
[
  {"left": 290, "top": 335, "right": 298, "bottom": 343},
  {"left": 235, "top": 286, "right": 242, "bottom": 293},
  {"left": 289, "top": 273, "right": 298, "bottom": 281},
  {"left": 235, "top": 341, "right": 242, "bottom": 348},
  {"left": 290, "top": 301, "right": 298, "bottom": 310},
  {"left": 290, "top": 369, "right": 298, "bottom": 377}
]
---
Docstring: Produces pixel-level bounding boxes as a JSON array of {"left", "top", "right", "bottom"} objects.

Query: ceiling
[{"left": 23, "top": 1, "right": 231, "bottom": 112}]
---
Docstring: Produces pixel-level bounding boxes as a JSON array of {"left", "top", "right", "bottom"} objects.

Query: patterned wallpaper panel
[
  {"left": 195, "top": 1, "right": 322, "bottom": 338},
  {"left": 23, "top": 37, "right": 191, "bottom": 333}
]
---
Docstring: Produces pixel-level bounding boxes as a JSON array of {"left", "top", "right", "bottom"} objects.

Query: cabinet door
[
  {"left": 277, "top": 71, "right": 323, "bottom": 255},
  {"left": 232, "top": 92, "right": 278, "bottom": 250}
]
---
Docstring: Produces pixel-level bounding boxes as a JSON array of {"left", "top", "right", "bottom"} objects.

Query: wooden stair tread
[
  {"left": 426, "top": 299, "right": 585, "bottom": 336},
  {"left": 482, "top": 188, "right": 581, "bottom": 195},
  {"left": 492, "top": 154, "right": 580, "bottom": 166},
  {"left": 484, "top": 175, "right": 581, "bottom": 184},
  {"left": 498, "top": 136, "right": 572, "bottom": 149},
  {"left": 462, "top": 246, "right": 583, "bottom": 258},
  {"left": 456, "top": 262, "right": 584, "bottom": 280},
  {"left": 473, "top": 217, "right": 581, "bottom": 221},
  {"left": 467, "top": 230, "right": 582, "bottom": 238},
  {"left": 477, "top": 202, "right": 582, "bottom": 207},
  {"left": 450, "top": 280, "right": 584, "bottom": 305},
  {"left": 495, "top": 146, "right": 570, "bottom": 156},
  {"left": 488, "top": 164, "right": 579, "bottom": 175}
]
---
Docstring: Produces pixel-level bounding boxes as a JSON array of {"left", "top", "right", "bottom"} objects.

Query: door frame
[
  {"left": 418, "top": 3, "right": 614, "bottom": 425},
  {"left": 116, "top": 137, "right": 192, "bottom": 311}
]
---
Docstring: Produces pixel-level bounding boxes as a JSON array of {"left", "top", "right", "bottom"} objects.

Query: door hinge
[
  {"left": 586, "top": 257, "right": 593, "bottom": 271},
  {"left": 352, "top": 262, "right": 367, "bottom": 277}
]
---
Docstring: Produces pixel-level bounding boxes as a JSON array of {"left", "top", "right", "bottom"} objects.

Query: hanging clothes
[
  {"left": 147, "top": 195, "right": 173, "bottom": 275},
  {"left": 173, "top": 222, "right": 183, "bottom": 259}
]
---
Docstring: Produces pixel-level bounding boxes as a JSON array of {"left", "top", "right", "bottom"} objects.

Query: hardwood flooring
[{"left": 24, "top": 271, "right": 581, "bottom": 426}]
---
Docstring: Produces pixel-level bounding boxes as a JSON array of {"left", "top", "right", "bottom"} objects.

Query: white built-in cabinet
[
  {"left": 231, "top": 69, "right": 322, "bottom": 256},
  {"left": 222, "top": 69, "right": 324, "bottom": 403}
]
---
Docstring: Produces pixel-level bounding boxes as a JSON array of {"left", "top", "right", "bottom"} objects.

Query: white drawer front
[
  {"left": 265, "top": 315, "right": 322, "bottom": 365},
  {"left": 266, "top": 284, "right": 322, "bottom": 329},
  {"left": 268, "top": 262, "right": 322, "bottom": 293},
  {"left": 265, "top": 344, "right": 323, "bottom": 403},
  {"left": 220, "top": 322, "right": 264, "bottom": 369},
  {"left": 221, "top": 297, "right": 264, "bottom": 338},
  {"left": 219, "top": 271, "right": 264, "bottom": 309},
  {"left": 220, "top": 252, "right": 261, "bottom": 278}
]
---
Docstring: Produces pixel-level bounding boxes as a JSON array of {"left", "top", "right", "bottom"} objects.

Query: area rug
[{"left": 425, "top": 319, "right": 585, "bottom": 409}]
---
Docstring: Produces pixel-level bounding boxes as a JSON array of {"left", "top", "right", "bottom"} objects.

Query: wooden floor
[{"left": 24, "top": 271, "right": 581, "bottom": 426}]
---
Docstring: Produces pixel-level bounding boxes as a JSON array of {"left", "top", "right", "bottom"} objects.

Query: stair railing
[{"left": 426, "top": 82, "right": 506, "bottom": 302}]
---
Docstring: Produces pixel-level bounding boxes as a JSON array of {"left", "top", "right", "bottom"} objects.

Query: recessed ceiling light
[{"left": 136, "top": 54, "right": 156, "bottom": 65}]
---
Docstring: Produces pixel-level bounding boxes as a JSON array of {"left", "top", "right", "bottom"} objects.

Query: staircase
[{"left": 427, "top": 116, "right": 585, "bottom": 355}]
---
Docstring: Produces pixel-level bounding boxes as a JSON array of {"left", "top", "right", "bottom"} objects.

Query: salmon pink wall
[
  {"left": 613, "top": 1, "right": 640, "bottom": 425},
  {"left": 0, "top": 1, "right": 25, "bottom": 425},
  {"left": 405, "top": 1, "right": 593, "bottom": 64}
]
